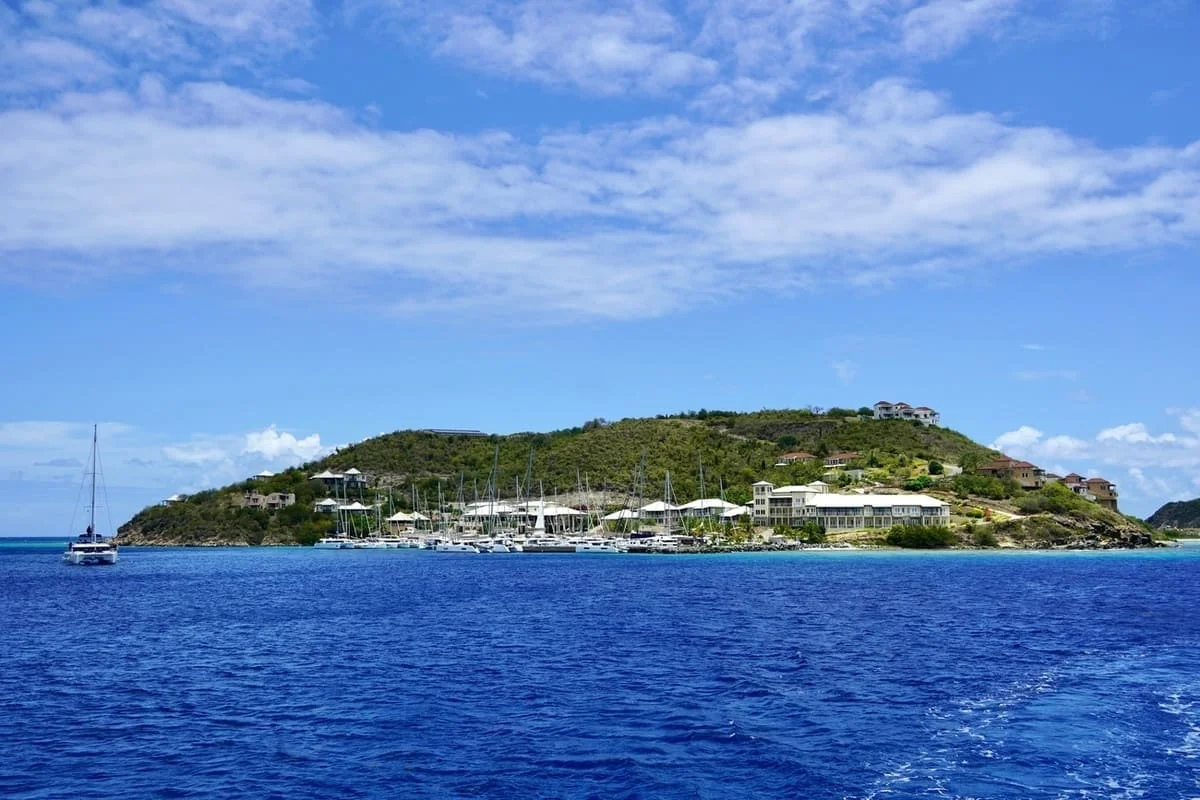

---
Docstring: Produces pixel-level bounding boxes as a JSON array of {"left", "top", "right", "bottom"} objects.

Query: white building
[
  {"left": 752, "top": 481, "right": 949, "bottom": 529},
  {"left": 800, "top": 493, "right": 950, "bottom": 529},
  {"left": 752, "top": 481, "right": 829, "bottom": 525},
  {"left": 677, "top": 498, "right": 741, "bottom": 518},
  {"left": 873, "top": 401, "right": 940, "bottom": 426}
]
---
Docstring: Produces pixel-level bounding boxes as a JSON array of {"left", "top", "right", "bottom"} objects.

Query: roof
[
  {"left": 339, "top": 502, "right": 370, "bottom": 511},
  {"left": 780, "top": 451, "right": 815, "bottom": 459},
  {"left": 310, "top": 470, "right": 342, "bottom": 480},
  {"left": 1085, "top": 477, "right": 1114, "bottom": 485},
  {"left": 721, "top": 506, "right": 752, "bottom": 518},
  {"left": 343, "top": 468, "right": 363, "bottom": 475},
  {"left": 678, "top": 498, "right": 740, "bottom": 510},
  {"left": 773, "top": 483, "right": 828, "bottom": 494},
  {"left": 804, "top": 493, "right": 948, "bottom": 509},
  {"left": 893, "top": 402, "right": 912, "bottom": 409},
  {"left": 752, "top": 480, "right": 775, "bottom": 486},
  {"left": 825, "top": 452, "right": 860, "bottom": 460},
  {"left": 638, "top": 500, "right": 682, "bottom": 512},
  {"left": 914, "top": 406, "right": 934, "bottom": 412},
  {"left": 314, "top": 498, "right": 338, "bottom": 506},
  {"left": 253, "top": 470, "right": 276, "bottom": 478},
  {"left": 386, "top": 512, "right": 413, "bottom": 522},
  {"left": 462, "top": 502, "right": 518, "bottom": 516},
  {"left": 874, "top": 401, "right": 894, "bottom": 407},
  {"left": 603, "top": 509, "right": 639, "bottom": 520}
]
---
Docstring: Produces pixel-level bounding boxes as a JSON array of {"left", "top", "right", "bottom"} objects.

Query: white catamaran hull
[{"left": 63, "top": 547, "right": 118, "bottom": 566}]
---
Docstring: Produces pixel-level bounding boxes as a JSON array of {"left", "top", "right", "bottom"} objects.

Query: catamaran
[{"left": 63, "top": 425, "right": 118, "bottom": 566}]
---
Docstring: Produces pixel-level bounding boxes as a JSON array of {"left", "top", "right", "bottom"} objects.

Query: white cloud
[
  {"left": 1, "top": 78, "right": 1198, "bottom": 319},
  {"left": 1097, "top": 422, "right": 1177, "bottom": 445},
  {"left": 991, "top": 425, "right": 1043, "bottom": 451},
  {"left": 243, "top": 425, "right": 325, "bottom": 461},
  {"left": 900, "top": 0, "right": 1021, "bottom": 59},
  {"left": 1021, "top": 343, "right": 1048, "bottom": 351},
  {"left": 831, "top": 360, "right": 858, "bottom": 384}
]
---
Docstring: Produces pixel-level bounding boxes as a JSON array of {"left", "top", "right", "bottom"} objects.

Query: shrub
[
  {"left": 928, "top": 460, "right": 944, "bottom": 475},
  {"left": 964, "top": 507, "right": 985, "bottom": 519},
  {"left": 903, "top": 475, "right": 933, "bottom": 491},
  {"left": 971, "top": 526, "right": 999, "bottom": 547},
  {"left": 885, "top": 524, "right": 958, "bottom": 549}
]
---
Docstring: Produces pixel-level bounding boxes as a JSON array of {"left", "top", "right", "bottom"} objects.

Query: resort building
[
  {"left": 873, "top": 402, "right": 941, "bottom": 426},
  {"left": 752, "top": 481, "right": 830, "bottom": 525},
  {"left": 252, "top": 470, "right": 276, "bottom": 480},
  {"left": 309, "top": 468, "right": 367, "bottom": 489},
  {"left": 753, "top": 480, "right": 948, "bottom": 529},
  {"left": 313, "top": 498, "right": 339, "bottom": 513},
  {"left": 1058, "top": 475, "right": 1118, "bottom": 511},
  {"left": 162, "top": 493, "right": 188, "bottom": 506},
  {"left": 799, "top": 493, "right": 951, "bottom": 530},
  {"left": 775, "top": 451, "right": 816, "bottom": 466},
  {"left": 977, "top": 456, "right": 1046, "bottom": 489}
]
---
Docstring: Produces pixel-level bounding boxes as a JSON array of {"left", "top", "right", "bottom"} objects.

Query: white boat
[
  {"left": 313, "top": 536, "right": 353, "bottom": 549},
  {"left": 63, "top": 425, "right": 118, "bottom": 566},
  {"left": 433, "top": 540, "right": 479, "bottom": 553},
  {"left": 574, "top": 538, "right": 625, "bottom": 554}
]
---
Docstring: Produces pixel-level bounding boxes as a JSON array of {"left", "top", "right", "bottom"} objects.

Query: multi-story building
[
  {"left": 976, "top": 456, "right": 1046, "bottom": 489},
  {"left": 799, "top": 493, "right": 951, "bottom": 530},
  {"left": 240, "top": 491, "right": 295, "bottom": 510},
  {"left": 753, "top": 480, "right": 829, "bottom": 525},
  {"left": 873, "top": 401, "right": 941, "bottom": 426}
]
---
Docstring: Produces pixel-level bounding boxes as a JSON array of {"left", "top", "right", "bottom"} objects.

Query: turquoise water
[{"left": 2, "top": 544, "right": 1198, "bottom": 798}]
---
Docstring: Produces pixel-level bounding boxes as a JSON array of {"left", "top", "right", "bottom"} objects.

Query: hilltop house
[
  {"left": 162, "top": 493, "right": 188, "bottom": 506},
  {"left": 240, "top": 491, "right": 295, "bottom": 510},
  {"left": 823, "top": 451, "right": 860, "bottom": 468},
  {"left": 1060, "top": 474, "right": 1119, "bottom": 510},
  {"left": 873, "top": 401, "right": 941, "bottom": 426},
  {"left": 775, "top": 451, "right": 816, "bottom": 466},
  {"left": 977, "top": 456, "right": 1046, "bottom": 489}
]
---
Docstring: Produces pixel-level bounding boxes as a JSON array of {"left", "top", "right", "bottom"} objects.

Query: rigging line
[
  {"left": 96, "top": 434, "right": 114, "bottom": 536},
  {"left": 69, "top": 450, "right": 88, "bottom": 535}
]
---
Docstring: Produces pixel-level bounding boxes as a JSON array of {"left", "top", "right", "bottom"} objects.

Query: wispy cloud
[
  {"left": 2, "top": 77, "right": 1198, "bottom": 320},
  {"left": 831, "top": 360, "right": 858, "bottom": 384},
  {"left": 1021, "top": 343, "right": 1048, "bottom": 351}
]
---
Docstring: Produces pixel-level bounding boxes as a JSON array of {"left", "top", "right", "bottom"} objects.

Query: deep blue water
[{"left": 2, "top": 542, "right": 1200, "bottom": 799}]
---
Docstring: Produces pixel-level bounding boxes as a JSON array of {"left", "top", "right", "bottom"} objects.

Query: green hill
[
  {"left": 1147, "top": 498, "right": 1200, "bottom": 531},
  {"left": 117, "top": 408, "right": 996, "bottom": 545}
]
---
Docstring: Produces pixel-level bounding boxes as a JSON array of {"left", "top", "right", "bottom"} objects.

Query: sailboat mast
[{"left": 89, "top": 424, "right": 98, "bottom": 536}]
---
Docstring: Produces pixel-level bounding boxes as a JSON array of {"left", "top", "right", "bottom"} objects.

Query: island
[{"left": 117, "top": 406, "right": 1163, "bottom": 550}]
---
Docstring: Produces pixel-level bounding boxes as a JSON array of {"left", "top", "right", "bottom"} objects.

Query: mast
[{"left": 89, "top": 424, "right": 98, "bottom": 538}]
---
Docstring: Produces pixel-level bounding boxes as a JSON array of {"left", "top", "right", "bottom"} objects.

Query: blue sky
[{"left": 1, "top": 0, "right": 1198, "bottom": 533}]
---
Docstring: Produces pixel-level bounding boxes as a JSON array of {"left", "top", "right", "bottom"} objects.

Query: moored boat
[{"left": 63, "top": 425, "right": 118, "bottom": 566}]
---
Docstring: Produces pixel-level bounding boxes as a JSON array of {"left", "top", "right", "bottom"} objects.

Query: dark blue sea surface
[{"left": 2, "top": 542, "right": 1199, "bottom": 799}]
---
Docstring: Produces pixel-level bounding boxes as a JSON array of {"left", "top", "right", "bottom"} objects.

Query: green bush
[
  {"left": 903, "top": 475, "right": 934, "bottom": 491},
  {"left": 971, "top": 526, "right": 999, "bottom": 547},
  {"left": 928, "top": 461, "right": 944, "bottom": 475},
  {"left": 886, "top": 524, "right": 958, "bottom": 549}
]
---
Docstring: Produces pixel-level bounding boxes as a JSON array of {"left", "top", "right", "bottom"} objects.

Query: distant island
[
  {"left": 1147, "top": 497, "right": 1200, "bottom": 536},
  {"left": 117, "top": 405, "right": 1162, "bottom": 550}
]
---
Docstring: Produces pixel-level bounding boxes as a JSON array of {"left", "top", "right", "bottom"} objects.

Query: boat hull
[{"left": 62, "top": 548, "right": 117, "bottom": 566}]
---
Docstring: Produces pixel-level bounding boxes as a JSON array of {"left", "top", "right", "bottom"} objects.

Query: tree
[
  {"left": 959, "top": 452, "right": 981, "bottom": 473},
  {"left": 777, "top": 434, "right": 798, "bottom": 449},
  {"left": 928, "top": 460, "right": 944, "bottom": 475},
  {"left": 857, "top": 407, "right": 873, "bottom": 416}
]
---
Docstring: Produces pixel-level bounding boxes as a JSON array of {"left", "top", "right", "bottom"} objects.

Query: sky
[{"left": 0, "top": 0, "right": 1198, "bottom": 534}]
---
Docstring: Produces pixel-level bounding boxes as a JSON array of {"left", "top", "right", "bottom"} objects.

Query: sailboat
[{"left": 63, "top": 425, "right": 118, "bottom": 566}]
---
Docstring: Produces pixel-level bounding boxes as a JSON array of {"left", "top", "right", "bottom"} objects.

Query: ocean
[{"left": 2, "top": 541, "right": 1198, "bottom": 799}]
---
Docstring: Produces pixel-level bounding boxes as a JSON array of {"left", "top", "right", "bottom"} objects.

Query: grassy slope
[{"left": 118, "top": 410, "right": 996, "bottom": 545}]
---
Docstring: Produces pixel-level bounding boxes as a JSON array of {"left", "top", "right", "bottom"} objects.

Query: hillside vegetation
[{"left": 118, "top": 408, "right": 995, "bottom": 545}]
